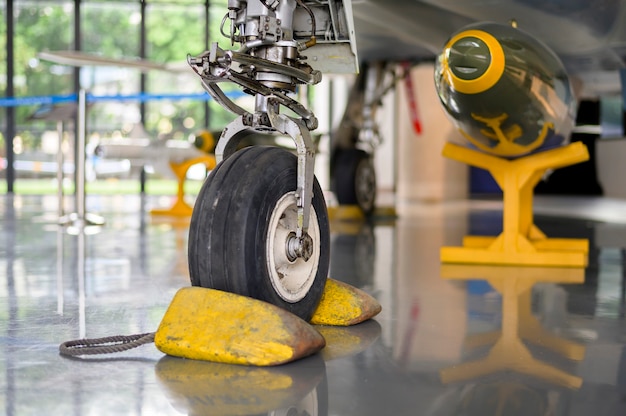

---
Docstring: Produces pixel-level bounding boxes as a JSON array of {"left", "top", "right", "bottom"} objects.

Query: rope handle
[{"left": 59, "top": 332, "right": 155, "bottom": 357}]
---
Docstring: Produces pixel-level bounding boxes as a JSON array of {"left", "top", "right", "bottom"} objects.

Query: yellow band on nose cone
[{"left": 442, "top": 29, "right": 505, "bottom": 94}]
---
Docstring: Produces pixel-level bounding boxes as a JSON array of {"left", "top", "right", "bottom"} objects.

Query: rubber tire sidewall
[{"left": 331, "top": 148, "right": 376, "bottom": 215}]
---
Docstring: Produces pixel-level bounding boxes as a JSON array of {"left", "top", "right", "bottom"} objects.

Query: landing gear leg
[
  {"left": 331, "top": 61, "right": 399, "bottom": 215},
  {"left": 186, "top": 0, "right": 357, "bottom": 318}
]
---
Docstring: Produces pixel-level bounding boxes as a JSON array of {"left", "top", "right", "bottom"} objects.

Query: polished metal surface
[{"left": 2, "top": 193, "right": 626, "bottom": 415}]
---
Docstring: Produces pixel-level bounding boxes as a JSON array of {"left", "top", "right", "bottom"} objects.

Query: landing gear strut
[
  {"left": 330, "top": 61, "right": 400, "bottom": 215},
  {"left": 187, "top": 0, "right": 357, "bottom": 318}
]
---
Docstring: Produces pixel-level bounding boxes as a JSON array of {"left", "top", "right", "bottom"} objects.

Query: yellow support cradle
[
  {"left": 440, "top": 141, "right": 590, "bottom": 267},
  {"left": 151, "top": 155, "right": 216, "bottom": 217}
]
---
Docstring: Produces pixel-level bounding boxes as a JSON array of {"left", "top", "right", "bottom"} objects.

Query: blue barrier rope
[
  {"left": 0, "top": 94, "right": 77, "bottom": 107},
  {"left": 0, "top": 91, "right": 246, "bottom": 108}
]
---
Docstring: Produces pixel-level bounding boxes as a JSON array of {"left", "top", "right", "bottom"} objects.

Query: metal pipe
[
  {"left": 56, "top": 121, "right": 65, "bottom": 218},
  {"left": 76, "top": 89, "right": 87, "bottom": 222},
  {"left": 6, "top": 1, "right": 15, "bottom": 193}
]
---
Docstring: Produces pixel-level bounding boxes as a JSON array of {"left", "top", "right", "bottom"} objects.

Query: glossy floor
[{"left": 2, "top": 193, "right": 626, "bottom": 415}]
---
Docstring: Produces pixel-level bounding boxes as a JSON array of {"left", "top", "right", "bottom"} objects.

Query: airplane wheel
[
  {"left": 332, "top": 148, "right": 377, "bottom": 215},
  {"left": 188, "top": 146, "right": 330, "bottom": 321}
]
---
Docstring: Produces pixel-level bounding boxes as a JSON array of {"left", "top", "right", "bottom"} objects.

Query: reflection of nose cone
[
  {"left": 448, "top": 37, "right": 491, "bottom": 81},
  {"left": 442, "top": 29, "right": 505, "bottom": 95}
]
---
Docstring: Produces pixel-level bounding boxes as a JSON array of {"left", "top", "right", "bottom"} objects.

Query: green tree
[
  {"left": 12, "top": 3, "right": 74, "bottom": 152},
  {"left": 82, "top": 2, "right": 139, "bottom": 56},
  {"left": 144, "top": 0, "right": 235, "bottom": 135},
  {"left": 5, "top": 0, "right": 238, "bottom": 159}
]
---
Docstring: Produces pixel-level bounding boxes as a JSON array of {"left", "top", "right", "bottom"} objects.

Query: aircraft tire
[
  {"left": 188, "top": 146, "right": 329, "bottom": 321},
  {"left": 332, "top": 148, "right": 377, "bottom": 215}
]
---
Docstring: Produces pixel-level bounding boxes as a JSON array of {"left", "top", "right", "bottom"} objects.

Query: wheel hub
[
  {"left": 267, "top": 192, "right": 320, "bottom": 303},
  {"left": 286, "top": 232, "right": 314, "bottom": 262}
]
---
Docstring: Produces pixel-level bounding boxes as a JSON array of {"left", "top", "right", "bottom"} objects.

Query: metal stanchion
[
  {"left": 59, "top": 89, "right": 105, "bottom": 234},
  {"left": 56, "top": 120, "right": 65, "bottom": 219}
]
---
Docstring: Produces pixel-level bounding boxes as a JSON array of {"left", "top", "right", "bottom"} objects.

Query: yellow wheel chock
[
  {"left": 155, "top": 286, "right": 326, "bottom": 366},
  {"left": 154, "top": 278, "right": 381, "bottom": 366},
  {"left": 310, "top": 278, "right": 382, "bottom": 326},
  {"left": 59, "top": 279, "right": 381, "bottom": 365},
  {"left": 440, "top": 141, "right": 589, "bottom": 267}
]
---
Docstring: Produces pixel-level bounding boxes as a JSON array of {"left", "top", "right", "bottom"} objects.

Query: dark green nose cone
[{"left": 448, "top": 36, "right": 491, "bottom": 81}]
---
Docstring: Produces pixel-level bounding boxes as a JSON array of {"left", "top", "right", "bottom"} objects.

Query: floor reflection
[
  {"left": 4, "top": 195, "right": 626, "bottom": 415},
  {"left": 330, "top": 220, "right": 376, "bottom": 289},
  {"left": 440, "top": 265, "right": 585, "bottom": 389},
  {"left": 154, "top": 320, "right": 381, "bottom": 416},
  {"left": 156, "top": 355, "right": 328, "bottom": 416}
]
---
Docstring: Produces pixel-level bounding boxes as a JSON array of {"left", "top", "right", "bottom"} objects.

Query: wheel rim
[
  {"left": 355, "top": 158, "right": 376, "bottom": 212},
  {"left": 267, "top": 192, "right": 321, "bottom": 303}
]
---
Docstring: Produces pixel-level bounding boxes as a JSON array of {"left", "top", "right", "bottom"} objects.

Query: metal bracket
[
  {"left": 214, "top": 101, "right": 315, "bottom": 240},
  {"left": 267, "top": 100, "right": 315, "bottom": 237},
  {"left": 215, "top": 115, "right": 253, "bottom": 163},
  {"left": 189, "top": 43, "right": 320, "bottom": 130}
]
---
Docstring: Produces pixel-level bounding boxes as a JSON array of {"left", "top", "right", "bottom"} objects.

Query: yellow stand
[
  {"left": 440, "top": 141, "right": 589, "bottom": 267},
  {"left": 440, "top": 264, "right": 585, "bottom": 389},
  {"left": 327, "top": 205, "right": 365, "bottom": 222},
  {"left": 151, "top": 155, "right": 215, "bottom": 217}
]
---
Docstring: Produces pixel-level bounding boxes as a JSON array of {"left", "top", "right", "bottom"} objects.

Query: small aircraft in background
[
  {"left": 0, "top": 155, "right": 131, "bottom": 181},
  {"left": 93, "top": 127, "right": 217, "bottom": 216}
]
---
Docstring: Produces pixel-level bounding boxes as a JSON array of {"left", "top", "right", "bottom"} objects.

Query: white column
[{"left": 395, "top": 63, "right": 468, "bottom": 211}]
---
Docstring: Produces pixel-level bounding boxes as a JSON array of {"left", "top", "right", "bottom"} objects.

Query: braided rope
[{"left": 59, "top": 332, "right": 155, "bottom": 357}]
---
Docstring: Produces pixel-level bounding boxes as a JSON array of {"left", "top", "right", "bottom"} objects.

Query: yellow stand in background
[
  {"left": 440, "top": 141, "right": 589, "bottom": 267},
  {"left": 327, "top": 205, "right": 365, "bottom": 222},
  {"left": 151, "top": 155, "right": 215, "bottom": 217},
  {"left": 440, "top": 264, "right": 585, "bottom": 389}
]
